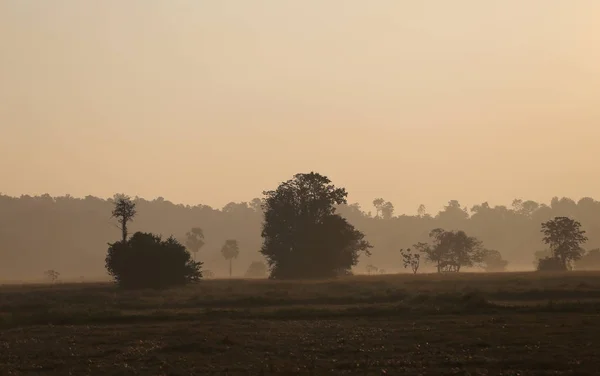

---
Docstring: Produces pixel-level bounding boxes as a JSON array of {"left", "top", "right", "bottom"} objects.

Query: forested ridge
[{"left": 1, "top": 193, "right": 599, "bottom": 280}]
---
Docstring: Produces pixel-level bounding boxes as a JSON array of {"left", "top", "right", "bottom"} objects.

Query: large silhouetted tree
[
  {"left": 111, "top": 194, "right": 136, "bottom": 242},
  {"left": 185, "top": 227, "right": 205, "bottom": 261},
  {"left": 260, "top": 172, "right": 372, "bottom": 279},
  {"left": 541, "top": 217, "right": 588, "bottom": 270},
  {"left": 221, "top": 239, "right": 240, "bottom": 278}
]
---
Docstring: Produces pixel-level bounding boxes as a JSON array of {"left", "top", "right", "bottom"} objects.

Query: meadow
[{"left": 2, "top": 271, "right": 600, "bottom": 375}]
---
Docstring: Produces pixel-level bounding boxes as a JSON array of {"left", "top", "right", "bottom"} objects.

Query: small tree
[
  {"left": 203, "top": 270, "right": 215, "bottom": 278},
  {"left": 111, "top": 194, "right": 137, "bottom": 242},
  {"left": 245, "top": 261, "right": 268, "bottom": 278},
  {"left": 372, "top": 198, "right": 385, "bottom": 218},
  {"left": 185, "top": 227, "right": 205, "bottom": 261},
  {"left": 400, "top": 248, "right": 420, "bottom": 274},
  {"left": 481, "top": 249, "right": 508, "bottom": 272},
  {"left": 106, "top": 232, "right": 202, "bottom": 289},
  {"left": 365, "top": 264, "right": 379, "bottom": 275},
  {"left": 541, "top": 217, "right": 588, "bottom": 270},
  {"left": 417, "top": 204, "right": 427, "bottom": 218},
  {"left": 414, "top": 228, "right": 484, "bottom": 273},
  {"left": 44, "top": 269, "right": 60, "bottom": 283},
  {"left": 221, "top": 239, "right": 240, "bottom": 278}
]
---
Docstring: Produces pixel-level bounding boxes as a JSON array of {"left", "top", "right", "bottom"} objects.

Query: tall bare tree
[{"left": 111, "top": 194, "right": 136, "bottom": 242}]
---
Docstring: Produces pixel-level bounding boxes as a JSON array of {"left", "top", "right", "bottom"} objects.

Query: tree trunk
[
  {"left": 121, "top": 221, "right": 127, "bottom": 242},
  {"left": 229, "top": 259, "right": 232, "bottom": 278}
]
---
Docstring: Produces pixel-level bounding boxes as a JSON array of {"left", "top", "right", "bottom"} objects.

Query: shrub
[
  {"left": 481, "top": 249, "right": 508, "bottom": 272},
  {"left": 106, "top": 232, "right": 202, "bottom": 289},
  {"left": 537, "top": 256, "right": 567, "bottom": 272},
  {"left": 245, "top": 261, "right": 268, "bottom": 278}
]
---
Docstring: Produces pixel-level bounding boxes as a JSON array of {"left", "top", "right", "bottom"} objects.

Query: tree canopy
[
  {"left": 541, "top": 216, "right": 588, "bottom": 269},
  {"left": 260, "top": 172, "right": 372, "bottom": 279},
  {"left": 111, "top": 194, "right": 137, "bottom": 242},
  {"left": 414, "top": 228, "right": 484, "bottom": 272},
  {"left": 106, "top": 232, "right": 202, "bottom": 289}
]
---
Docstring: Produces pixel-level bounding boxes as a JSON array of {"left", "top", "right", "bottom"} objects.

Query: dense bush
[
  {"left": 106, "top": 232, "right": 202, "bottom": 289},
  {"left": 481, "top": 249, "right": 509, "bottom": 272},
  {"left": 536, "top": 256, "right": 567, "bottom": 272},
  {"left": 244, "top": 261, "right": 268, "bottom": 278}
]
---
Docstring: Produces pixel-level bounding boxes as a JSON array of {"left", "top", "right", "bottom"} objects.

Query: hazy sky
[{"left": 1, "top": 1, "right": 599, "bottom": 215}]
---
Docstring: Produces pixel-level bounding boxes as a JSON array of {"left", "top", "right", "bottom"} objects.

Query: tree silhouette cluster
[
  {"left": 413, "top": 229, "right": 485, "bottom": 273},
  {"left": 105, "top": 196, "right": 202, "bottom": 288},
  {"left": 3, "top": 185, "right": 600, "bottom": 280}
]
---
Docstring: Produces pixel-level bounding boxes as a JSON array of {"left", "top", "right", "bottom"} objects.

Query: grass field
[{"left": 2, "top": 271, "right": 600, "bottom": 375}]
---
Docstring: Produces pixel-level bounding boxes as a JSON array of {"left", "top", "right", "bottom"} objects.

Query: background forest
[{"left": 1, "top": 193, "right": 600, "bottom": 281}]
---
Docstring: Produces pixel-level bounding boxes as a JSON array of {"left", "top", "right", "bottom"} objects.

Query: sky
[{"left": 1, "top": 1, "right": 599, "bottom": 215}]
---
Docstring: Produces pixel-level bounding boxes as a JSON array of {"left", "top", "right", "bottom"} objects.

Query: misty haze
[{"left": 1, "top": 1, "right": 600, "bottom": 375}]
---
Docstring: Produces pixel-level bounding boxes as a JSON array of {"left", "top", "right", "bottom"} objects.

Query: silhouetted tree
[
  {"left": 372, "top": 198, "right": 385, "bottom": 218},
  {"left": 106, "top": 232, "right": 202, "bottom": 289},
  {"left": 437, "top": 200, "right": 469, "bottom": 225},
  {"left": 373, "top": 198, "right": 394, "bottom": 219},
  {"left": 541, "top": 217, "right": 588, "bottom": 270},
  {"left": 221, "top": 239, "right": 240, "bottom": 278},
  {"left": 574, "top": 249, "right": 600, "bottom": 270},
  {"left": 185, "top": 227, "right": 205, "bottom": 261},
  {"left": 244, "top": 260, "right": 268, "bottom": 278},
  {"left": 44, "top": 269, "right": 60, "bottom": 283},
  {"left": 400, "top": 248, "right": 420, "bottom": 274},
  {"left": 381, "top": 201, "right": 394, "bottom": 220},
  {"left": 111, "top": 194, "right": 136, "bottom": 242},
  {"left": 249, "top": 198, "right": 264, "bottom": 213},
  {"left": 414, "top": 228, "right": 484, "bottom": 272},
  {"left": 203, "top": 270, "right": 215, "bottom": 278},
  {"left": 481, "top": 249, "right": 508, "bottom": 272},
  {"left": 365, "top": 264, "right": 379, "bottom": 275},
  {"left": 260, "top": 172, "right": 372, "bottom": 279},
  {"left": 417, "top": 204, "right": 427, "bottom": 218},
  {"left": 533, "top": 249, "right": 552, "bottom": 267}
]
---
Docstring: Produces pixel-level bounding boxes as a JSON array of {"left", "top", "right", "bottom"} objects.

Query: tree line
[
  {"left": 104, "top": 173, "right": 591, "bottom": 287},
  {"left": 1, "top": 176, "right": 600, "bottom": 281}
]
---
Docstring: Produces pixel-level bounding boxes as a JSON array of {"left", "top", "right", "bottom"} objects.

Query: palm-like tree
[
  {"left": 221, "top": 239, "right": 240, "bottom": 278},
  {"left": 185, "top": 227, "right": 205, "bottom": 261}
]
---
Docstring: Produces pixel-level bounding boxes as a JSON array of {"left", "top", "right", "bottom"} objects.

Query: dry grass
[{"left": 2, "top": 271, "right": 600, "bottom": 374}]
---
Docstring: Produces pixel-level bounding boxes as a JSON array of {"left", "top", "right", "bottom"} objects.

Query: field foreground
[{"left": 2, "top": 272, "right": 600, "bottom": 375}]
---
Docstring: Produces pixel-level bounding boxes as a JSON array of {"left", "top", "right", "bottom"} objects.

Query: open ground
[{"left": 2, "top": 271, "right": 600, "bottom": 375}]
